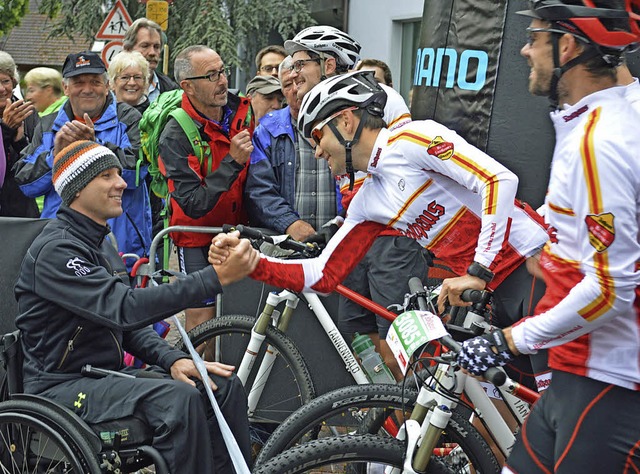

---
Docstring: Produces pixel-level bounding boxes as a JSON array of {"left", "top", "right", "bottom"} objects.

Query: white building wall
[{"left": 347, "top": 0, "right": 424, "bottom": 84}]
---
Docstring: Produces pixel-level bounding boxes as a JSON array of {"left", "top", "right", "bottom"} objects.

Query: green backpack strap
[{"left": 168, "top": 108, "right": 211, "bottom": 168}]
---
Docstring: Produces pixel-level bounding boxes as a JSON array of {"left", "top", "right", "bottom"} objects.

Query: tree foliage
[
  {"left": 0, "top": 0, "right": 29, "bottom": 36},
  {"left": 35, "top": 0, "right": 315, "bottom": 72}
]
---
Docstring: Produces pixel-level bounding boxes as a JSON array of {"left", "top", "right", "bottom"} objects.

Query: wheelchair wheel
[{"left": 0, "top": 399, "right": 101, "bottom": 473}]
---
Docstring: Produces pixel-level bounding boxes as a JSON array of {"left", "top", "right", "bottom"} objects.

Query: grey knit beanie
[{"left": 52, "top": 140, "right": 122, "bottom": 206}]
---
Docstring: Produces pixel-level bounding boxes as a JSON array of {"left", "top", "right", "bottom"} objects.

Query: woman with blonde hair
[
  {"left": 24, "top": 67, "right": 65, "bottom": 116},
  {"left": 108, "top": 51, "right": 150, "bottom": 113}
]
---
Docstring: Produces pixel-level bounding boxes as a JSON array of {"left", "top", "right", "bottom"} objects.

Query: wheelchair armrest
[{"left": 1, "top": 330, "right": 24, "bottom": 396}]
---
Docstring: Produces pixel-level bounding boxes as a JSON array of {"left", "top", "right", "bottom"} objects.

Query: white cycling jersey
[
  {"left": 252, "top": 120, "right": 548, "bottom": 294},
  {"left": 511, "top": 86, "right": 640, "bottom": 390}
]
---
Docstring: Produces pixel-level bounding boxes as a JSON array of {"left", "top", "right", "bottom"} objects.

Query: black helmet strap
[
  {"left": 548, "top": 32, "right": 604, "bottom": 109},
  {"left": 327, "top": 109, "right": 370, "bottom": 191}
]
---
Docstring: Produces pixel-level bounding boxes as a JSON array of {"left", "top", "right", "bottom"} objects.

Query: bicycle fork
[
  {"left": 238, "top": 291, "right": 299, "bottom": 416},
  {"left": 386, "top": 363, "right": 459, "bottom": 474}
]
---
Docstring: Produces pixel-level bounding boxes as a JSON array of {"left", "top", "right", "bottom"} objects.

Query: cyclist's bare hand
[
  {"left": 229, "top": 129, "right": 253, "bottom": 165},
  {"left": 437, "top": 274, "right": 486, "bottom": 313},
  {"left": 170, "top": 358, "right": 235, "bottom": 390}
]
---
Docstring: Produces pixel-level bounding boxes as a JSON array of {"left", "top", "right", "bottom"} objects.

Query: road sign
[
  {"left": 146, "top": 0, "right": 169, "bottom": 31},
  {"left": 96, "top": 0, "right": 133, "bottom": 40},
  {"left": 101, "top": 41, "right": 124, "bottom": 68}
]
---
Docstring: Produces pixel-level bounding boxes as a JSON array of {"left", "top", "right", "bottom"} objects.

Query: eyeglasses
[
  {"left": 525, "top": 26, "right": 583, "bottom": 46},
  {"left": 292, "top": 58, "right": 321, "bottom": 73},
  {"left": 0, "top": 78, "right": 14, "bottom": 88},
  {"left": 184, "top": 67, "right": 231, "bottom": 83},
  {"left": 310, "top": 106, "right": 358, "bottom": 146},
  {"left": 117, "top": 74, "right": 145, "bottom": 83},
  {"left": 260, "top": 64, "right": 280, "bottom": 73}
]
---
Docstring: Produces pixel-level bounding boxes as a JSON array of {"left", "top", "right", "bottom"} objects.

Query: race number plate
[{"left": 386, "top": 310, "right": 448, "bottom": 374}]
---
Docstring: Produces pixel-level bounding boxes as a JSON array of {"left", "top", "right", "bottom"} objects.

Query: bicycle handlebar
[
  {"left": 408, "top": 277, "right": 506, "bottom": 386},
  {"left": 461, "top": 289, "right": 484, "bottom": 303},
  {"left": 223, "top": 224, "right": 321, "bottom": 257}
]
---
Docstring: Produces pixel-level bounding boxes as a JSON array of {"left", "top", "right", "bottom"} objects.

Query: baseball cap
[
  {"left": 246, "top": 75, "right": 282, "bottom": 96},
  {"left": 62, "top": 51, "right": 107, "bottom": 78}
]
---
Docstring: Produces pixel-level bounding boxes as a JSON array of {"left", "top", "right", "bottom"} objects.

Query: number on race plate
[{"left": 386, "top": 310, "right": 448, "bottom": 374}]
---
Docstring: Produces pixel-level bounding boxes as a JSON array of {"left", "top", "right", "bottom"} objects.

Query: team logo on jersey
[
  {"left": 585, "top": 212, "right": 615, "bottom": 252},
  {"left": 427, "top": 136, "right": 454, "bottom": 160}
]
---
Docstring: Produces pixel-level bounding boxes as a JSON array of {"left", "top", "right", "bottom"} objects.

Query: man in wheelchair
[{"left": 13, "top": 140, "right": 258, "bottom": 472}]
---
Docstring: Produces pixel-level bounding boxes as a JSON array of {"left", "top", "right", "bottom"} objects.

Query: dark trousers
[
  {"left": 506, "top": 370, "right": 640, "bottom": 473},
  {"left": 41, "top": 370, "right": 251, "bottom": 473}
]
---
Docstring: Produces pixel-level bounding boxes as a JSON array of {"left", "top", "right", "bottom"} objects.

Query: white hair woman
[{"left": 108, "top": 51, "right": 150, "bottom": 113}]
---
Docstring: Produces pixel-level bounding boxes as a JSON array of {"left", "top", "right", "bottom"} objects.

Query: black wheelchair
[{"left": 0, "top": 218, "right": 169, "bottom": 473}]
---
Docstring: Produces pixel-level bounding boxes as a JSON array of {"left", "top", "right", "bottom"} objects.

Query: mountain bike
[{"left": 254, "top": 277, "right": 540, "bottom": 473}]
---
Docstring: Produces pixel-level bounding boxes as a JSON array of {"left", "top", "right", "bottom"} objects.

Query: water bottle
[{"left": 351, "top": 333, "right": 395, "bottom": 384}]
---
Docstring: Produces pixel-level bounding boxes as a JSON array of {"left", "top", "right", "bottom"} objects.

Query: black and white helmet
[
  {"left": 284, "top": 25, "right": 362, "bottom": 70},
  {"left": 298, "top": 71, "right": 387, "bottom": 139}
]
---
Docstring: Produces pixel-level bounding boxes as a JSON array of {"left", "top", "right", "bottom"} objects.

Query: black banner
[
  {"left": 411, "top": 0, "right": 507, "bottom": 150},
  {"left": 411, "top": 0, "right": 556, "bottom": 207}
]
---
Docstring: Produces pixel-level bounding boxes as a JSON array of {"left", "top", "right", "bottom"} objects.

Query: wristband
[{"left": 467, "top": 261, "right": 494, "bottom": 283}]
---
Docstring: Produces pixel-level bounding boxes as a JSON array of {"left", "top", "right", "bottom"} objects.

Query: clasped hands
[{"left": 208, "top": 230, "right": 260, "bottom": 286}]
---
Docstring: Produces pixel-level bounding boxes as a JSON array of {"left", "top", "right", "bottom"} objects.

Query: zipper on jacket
[{"left": 57, "top": 325, "right": 83, "bottom": 370}]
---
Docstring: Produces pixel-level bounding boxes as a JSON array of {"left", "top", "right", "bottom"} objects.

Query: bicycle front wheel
[
  {"left": 254, "top": 435, "right": 407, "bottom": 474},
  {"left": 256, "top": 383, "right": 417, "bottom": 465},
  {"left": 176, "top": 314, "right": 316, "bottom": 425}
]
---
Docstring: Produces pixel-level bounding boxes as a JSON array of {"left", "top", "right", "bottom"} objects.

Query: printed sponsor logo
[
  {"left": 371, "top": 147, "right": 382, "bottom": 168},
  {"left": 547, "top": 225, "right": 558, "bottom": 244},
  {"left": 401, "top": 201, "right": 445, "bottom": 240},
  {"left": 562, "top": 105, "right": 588, "bottom": 122},
  {"left": 398, "top": 178, "right": 405, "bottom": 191},
  {"left": 75, "top": 56, "right": 91, "bottom": 68},
  {"left": 585, "top": 212, "right": 615, "bottom": 252},
  {"left": 536, "top": 372, "right": 552, "bottom": 391},
  {"left": 427, "top": 136, "right": 454, "bottom": 160},
  {"left": 532, "top": 325, "right": 583, "bottom": 350},
  {"left": 483, "top": 222, "right": 497, "bottom": 252},
  {"left": 414, "top": 48, "right": 488, "bottom": 91},
  {"left": 66, "top": 257, "right": 91, "bottom": 277}
]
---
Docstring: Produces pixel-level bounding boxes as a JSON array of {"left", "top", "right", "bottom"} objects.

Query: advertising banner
[{"left": 411, "top": 0, "right": 555, "bottom": 206}]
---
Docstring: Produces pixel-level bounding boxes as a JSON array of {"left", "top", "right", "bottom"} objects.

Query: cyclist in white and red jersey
[
  {"left": 281, "top": 26, "right": 423, "bottom": 379},
  {"left": 211, "top": 70, "right": 551, "bottom": 388},
  {"left": 457, "top": 1, "right": 640, "bottom": 472}
]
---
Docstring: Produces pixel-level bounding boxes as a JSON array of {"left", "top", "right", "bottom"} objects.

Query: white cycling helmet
[
  {"left": 298, "top": 70, "right": 387, "bottom": 139},
  {"left": 284, "top": 25, "right": 362, "bottom": 70}
]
